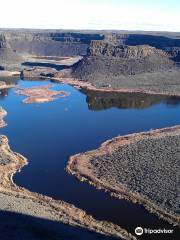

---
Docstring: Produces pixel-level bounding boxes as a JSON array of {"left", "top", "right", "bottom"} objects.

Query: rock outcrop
[
  {"left": 0, "top": 34, "right": 23, "bottom": 70},
  {"left": 72, "top": 41, "right": 174, "bottom": 80},
  {"left": 104, "top": 33, "right": 180, "bottom": 61},
  {"left": 89, "top": 40, "right": 171, "bottom": 59},
  {"left": 0, "top": 29, "right": 180, "bottom": 80},
  {"left": 1, "top": 30, "right": 104, "bottom": 58}
]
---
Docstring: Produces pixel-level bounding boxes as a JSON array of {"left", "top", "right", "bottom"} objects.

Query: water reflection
[
  {"left": 83, "top": 90, "right": 180, "bottom": 110},
  {"left": 0, "top": 77, "right": 19, "bottom": 99},
  {"left": 0, "top": 88, "right": 9, "bottom": 99}
]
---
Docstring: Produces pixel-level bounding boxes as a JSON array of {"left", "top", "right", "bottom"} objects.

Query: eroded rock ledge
[
  {"left": 0, "top": 135, "right": 136, "bottom": 240},
  {"left": 67, "top": 126, "right": 180, "bottom": 227}
]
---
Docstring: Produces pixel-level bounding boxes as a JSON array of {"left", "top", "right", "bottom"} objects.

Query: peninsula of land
[{"left": 67, "top": 126, "right": 180, "bottom": 227}]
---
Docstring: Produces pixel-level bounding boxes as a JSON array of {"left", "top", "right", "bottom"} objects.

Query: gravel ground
[{"left": 0, "top": 193, "right": 116, "bottom": 240}]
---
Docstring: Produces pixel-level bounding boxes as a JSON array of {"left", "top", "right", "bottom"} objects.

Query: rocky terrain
[
  {"left": 0, "top": 29, "right": 180, "bottom": 96},
  {"left": 0, "top": 30, "right": 104, "bottom": 70},
  {"left": 67, "top": 126, "right": 180, "bottom": 227},
  {"left": 0, "top": 34, "right": 23, "bottom": 70},
  {"left": 0, "top": 29, "right": 180, "bottom": 73},
  {"left": 71, "top": 40, "right": 180, "bottom": 94}
]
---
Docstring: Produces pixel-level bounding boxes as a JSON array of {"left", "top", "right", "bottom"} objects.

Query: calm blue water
[{"left": 0, "top": 79, "right": 179, "bottom": 239}]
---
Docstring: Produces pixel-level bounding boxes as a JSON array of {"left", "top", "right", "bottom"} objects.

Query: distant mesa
[{"left": 0, "top": 29, "right": 180, "bottom": 96}]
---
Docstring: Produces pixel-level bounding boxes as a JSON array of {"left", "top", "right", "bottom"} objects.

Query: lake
[{"left": 0, "top": 79, "right": 179, "bottom": 239}]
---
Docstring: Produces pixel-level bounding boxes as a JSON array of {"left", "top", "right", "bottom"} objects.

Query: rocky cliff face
[
  {"left": 88, "top": 40, "right": 169, "bottom": 59},
  {"left": 1, "top": 30, "right": 180, "bottom": 59},
  {"left": 104, "top": 33, "right": 180, "bottom": 61},
  {"left": 104, "top": 33, "right": 180, "bottom": 48},
  {"left": 0, "top": 31, "right": 104, "bottom": 70},
  {"left": 72, "top": 41, "right": 174, "bottom": 81},
  {"left": 0, "top": 34, "right": 23, "bottom": 70},
  {"left": 0, "top": 29, "right": 180, "bottom": 72},
  {"left": 1, "top": 31, "right": 104, "bottom": 57}
]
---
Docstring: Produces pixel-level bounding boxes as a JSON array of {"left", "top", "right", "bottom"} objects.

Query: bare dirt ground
[
  {"left": 67, "top": 126, "right": 180, "bottom": 227},
  {"left": 0, "top": 134, "right": 136, "bottom": 240},
  {"left": 15, "top": 85, "right": 70, "bottom": 103}
]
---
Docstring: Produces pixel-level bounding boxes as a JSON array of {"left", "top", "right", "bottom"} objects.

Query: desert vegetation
[{"left": 67, "top": 126, "right": 180, "bottom": 226}]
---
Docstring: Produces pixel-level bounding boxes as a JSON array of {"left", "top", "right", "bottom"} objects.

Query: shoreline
[
  {"left": 15, "top": 85, "right": 70, "bottom": 104},
  {"left": 67, "top": 126, "right": 180, "bottom": 227},
  {"left": 0, "top": 107, "right": 7, "bottom": 128},
  {"left": 50, "top": 77, "right": 180, "bottom": 97},
  {"left": 0, "top": 135, "right": 136, "bottom": 240},
  {"left": 4, "top": 69, "right": 180, "bottom": 97}
]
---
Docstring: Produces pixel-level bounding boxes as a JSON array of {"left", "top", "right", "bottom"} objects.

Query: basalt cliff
[{"left": 0, "top": 29, "right": 180, "bottom": 94}]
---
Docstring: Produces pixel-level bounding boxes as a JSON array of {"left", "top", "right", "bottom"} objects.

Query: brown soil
[{"left": 67, "top": 126, "right": 180, "bottom": 227}]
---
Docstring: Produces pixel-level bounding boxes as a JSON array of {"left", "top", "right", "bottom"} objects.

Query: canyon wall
[
  {"left": 0, "top": 29, "right": 180, "bottom": 72},
  {"left": 72, "top": 41, "right": 174, "bottom": 81}
]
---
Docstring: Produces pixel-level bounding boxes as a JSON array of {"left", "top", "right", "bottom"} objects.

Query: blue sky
[{"left": 0, "top": 0, "right": 180, "bottom": 31}]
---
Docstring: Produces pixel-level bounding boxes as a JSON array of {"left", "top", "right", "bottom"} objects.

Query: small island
[{"left": 16, "top": 85, "right": 70, "bottom": 104}]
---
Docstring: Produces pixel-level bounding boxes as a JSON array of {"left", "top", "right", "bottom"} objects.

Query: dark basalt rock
[{"left": 72, "top": 41, "right": 174, "bottom": 80}]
